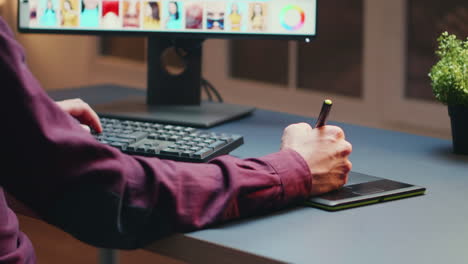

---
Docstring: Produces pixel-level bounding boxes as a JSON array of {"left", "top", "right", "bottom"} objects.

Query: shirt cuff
[{"left": 260, "top": 149, "right": 312, "bottom": 206}]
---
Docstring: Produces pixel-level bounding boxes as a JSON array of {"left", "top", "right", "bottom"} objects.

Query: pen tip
[{"left": 324, "top": 99, "right": 333, "bottom": 105}]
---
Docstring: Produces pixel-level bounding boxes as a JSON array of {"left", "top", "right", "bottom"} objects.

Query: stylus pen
[{"left": 314, "top": 99, "right": 333, "bottom": 128}]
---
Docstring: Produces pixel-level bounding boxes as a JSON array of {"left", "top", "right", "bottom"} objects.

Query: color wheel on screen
[{"left": 280, "top": 5, "right": 305, "bottom": 31}]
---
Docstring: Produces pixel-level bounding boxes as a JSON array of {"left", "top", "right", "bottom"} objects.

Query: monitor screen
[{"left": 18, "top": 0, "right": 317, "bottom": 39}]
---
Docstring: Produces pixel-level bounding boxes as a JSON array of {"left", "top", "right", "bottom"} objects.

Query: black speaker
[{"left": 147, "top": 38, "right": 203, "bottom": 106}]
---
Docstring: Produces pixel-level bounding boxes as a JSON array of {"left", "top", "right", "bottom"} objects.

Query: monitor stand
[{"left": 94, "top": 37, "right": 255, "bottom": 128}]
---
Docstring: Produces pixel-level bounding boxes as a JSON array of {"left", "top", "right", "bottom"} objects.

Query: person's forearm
[
  {"left": 43, "top": 148, "right": 311, "bottom": 249},
  {"left": 0, "top": 18, "right": 312, "bottom": 249},
  {"left": 1, "top": 56, "right": 312, "bottom": 248}
]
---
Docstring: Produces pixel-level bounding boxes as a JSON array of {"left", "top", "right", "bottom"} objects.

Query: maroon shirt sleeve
[
  {"left": 0, "top": 188, "right": 36, "bottom": 264},
  {"left": 0, "top": 17, "right": 312, "bottom": 249}
]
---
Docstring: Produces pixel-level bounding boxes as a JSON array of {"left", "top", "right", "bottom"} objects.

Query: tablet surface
[{"left": 305, "top": 172, "right": 426, "bottom": 211}]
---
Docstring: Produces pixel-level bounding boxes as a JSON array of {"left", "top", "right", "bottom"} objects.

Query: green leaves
[{"left": 429, "top": 32, "right": 468, "bottom": 107}]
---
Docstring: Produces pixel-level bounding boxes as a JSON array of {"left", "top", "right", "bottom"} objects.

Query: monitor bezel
[{"left": 17, "top": 0, "right": 318, "bottom": 41}]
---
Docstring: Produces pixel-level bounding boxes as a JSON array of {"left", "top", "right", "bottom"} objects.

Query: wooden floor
[{"left": 17, "top": 215, "right": 184, "bottom": 264}]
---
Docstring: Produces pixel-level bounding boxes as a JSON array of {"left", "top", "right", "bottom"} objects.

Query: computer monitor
[{"left": 17, "top": 0, "right": 317, "bottom": 127}]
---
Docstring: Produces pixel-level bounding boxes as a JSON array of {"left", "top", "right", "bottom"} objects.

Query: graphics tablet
[{"left": 305, "top": 172, "right": 426, "bottom": 211}]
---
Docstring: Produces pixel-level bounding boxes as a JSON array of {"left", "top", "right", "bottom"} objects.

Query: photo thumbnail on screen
[{"left": 19, "top": 0, "right": 317, "bottom": 38}]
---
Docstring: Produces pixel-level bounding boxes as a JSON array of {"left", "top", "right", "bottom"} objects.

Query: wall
[{"left": 6, "top": 1, "right": 96, "bottom": 91}]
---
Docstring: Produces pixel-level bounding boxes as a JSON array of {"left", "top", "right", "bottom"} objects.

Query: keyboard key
[
  {"left": 177, "top": 145, "right": 190, "bottom": 151},
  {"left": 160, "top": 148, "right": 180, "bottom": 156},
  {"left": 208, "top": 141, "right": 227, "bottom": 150},
  {"left": 193, "top": 148, "right": 214, "bottom": 159},
  {"left": 103, "top": 136, "right": 119, "bottom": 141},
  {"left": 158, "top": 135, "right": 168, "bottom": 140},
  {"left": 220, "top": 136, "right": 233, "bottom": 143},
  {"left": 118, "top": 132, "right": 148, "bottom": 141},
  {"left": 104, "top": 132, "right": 117, "bottom": 137},
  {"left": 106, "top": 137, "right": 134, "bottom": 144},
  {"left": 168, "top": 135, "right": 180, "bottom": 142},
  {"left": 181, "top": 151, "right": 194, "bottom": 157},
  {"left": 144, "top": 142, "right": 158, "bottom": 148},
  {"left": 110, "top": 142, "right": 127, "bottom": 149},
  {"left": 189, "top": 146, "right": 202, "bottom": 151},
  {"left": 146, "top": 148, "right": 158, "bottom": 154},
  {"left": 127, "top": 145, "right": 138, "bottom": 152},
  {"left": 137, "top": 146, "right": 147, "bottom": 152}
]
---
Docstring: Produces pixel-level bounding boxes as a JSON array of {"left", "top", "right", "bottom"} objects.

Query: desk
[{"left": 49, "top": 85, "right": 468, "bottom": 264}]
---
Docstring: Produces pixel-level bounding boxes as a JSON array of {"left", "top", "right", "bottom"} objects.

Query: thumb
[{"left": 81, "top": 124, "right": 91, "bottom": 133}]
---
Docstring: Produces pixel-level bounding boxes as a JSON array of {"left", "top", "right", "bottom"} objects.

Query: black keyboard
[{"left": 93, "top": 117, "right": 243, "bottom": 163}]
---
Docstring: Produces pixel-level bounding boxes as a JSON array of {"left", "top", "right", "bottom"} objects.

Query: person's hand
[
  {"left": 56, "top": 99, "right": 103, "bottom": 133},
  {"left": 281, "top": 123, "right": 352, "bottom": 196}
]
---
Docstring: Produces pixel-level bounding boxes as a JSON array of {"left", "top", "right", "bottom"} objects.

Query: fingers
[
  {"left": 285, "top": 123, "right": 342, "bottom": 137},
  {"left": 81, "top": 124, "right": 91, "bottom": 133},
  {"left": 338, "top": 160, "right": 352, "bottom": 186},
  {"left": 286, "top": 123, "right": 345, "bottom": 135},
  {"left": 284, "top": 122, "right": 313, "bottom": 134},
  {"left": 346, "top": 160, "right": 353, "bottom": 173},
  {"left": 322, "top": 125, "right": 345, "bottom": 139},
  {"left": 340, "top": 141, "right": 353, "bottom": 157},
  {"left": 77, "top": 102, "right": 103, "bottom": 133},
  {"left": 296, "top": 122, "right": 313, "bottom": 130},
  {"left": 281, "top": 123, "right": 313, "bottom": 150},
  {"left": 339, "top": 160, "right": 352, "bottom": 174},
  {"left": 310, "top": 174, "right": 348, "bottom": 196},
  {"left": 56, "top": 99, "right": 103, "bottom": 133}
]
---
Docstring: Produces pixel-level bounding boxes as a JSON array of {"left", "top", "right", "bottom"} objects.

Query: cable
[
  {"left": 202, "top": 78, "right": 223, "bottom": 103},
  {"left": 206, "top": 79, "right": 223, "bottom": 103},
  {"left": 202, "top": 80, "right": 214, "bottom": 101}
]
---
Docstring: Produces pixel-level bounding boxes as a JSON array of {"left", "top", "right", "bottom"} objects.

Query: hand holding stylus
[{"left": 281, "top": 99, "right": 352, "bottom": 195}]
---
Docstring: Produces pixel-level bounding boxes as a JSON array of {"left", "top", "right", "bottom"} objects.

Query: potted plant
[{"left": 429, "top": 32, "right": 468, "bottom": 155}]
